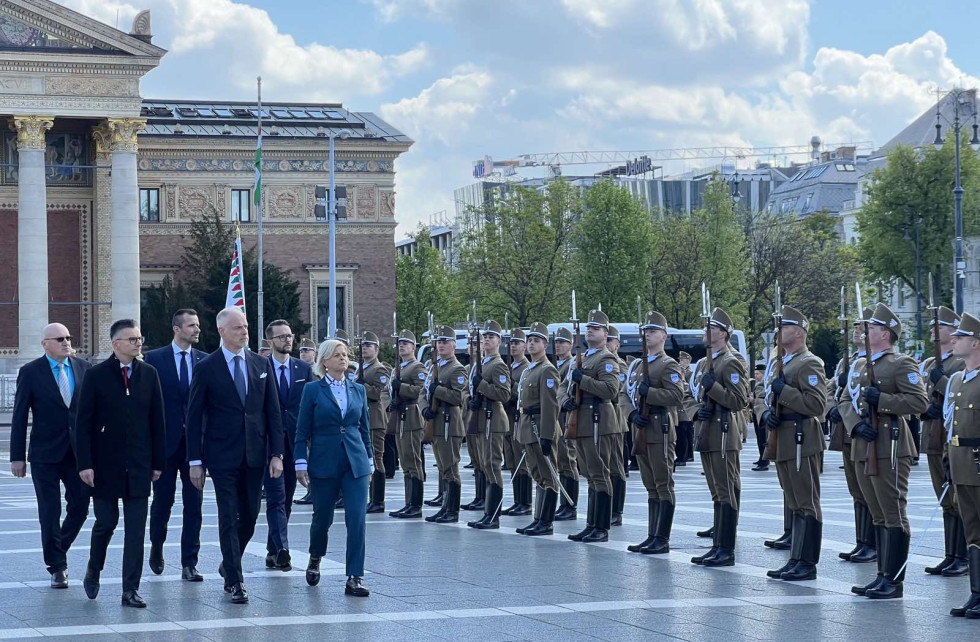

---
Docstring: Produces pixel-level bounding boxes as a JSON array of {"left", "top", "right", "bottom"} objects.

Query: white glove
[{"left": 368, "top": 459, "right": 375, "bottom": 475}]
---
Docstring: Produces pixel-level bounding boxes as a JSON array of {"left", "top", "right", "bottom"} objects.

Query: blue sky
[{"left": 61, "top": 0, "right": 980, "bottom": 236}]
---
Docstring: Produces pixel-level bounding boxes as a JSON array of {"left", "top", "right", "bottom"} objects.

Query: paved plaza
[{"left": 0, "top": 441, "right": 974, "bottom": 641}]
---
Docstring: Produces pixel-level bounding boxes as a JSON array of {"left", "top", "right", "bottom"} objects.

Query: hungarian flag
[{"left": 225, "top": 231, "right": 245, "bottom": 312}]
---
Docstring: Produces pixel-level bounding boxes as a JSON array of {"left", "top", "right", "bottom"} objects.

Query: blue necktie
[
  {"left": 178, "top": 351, "right": 190, "bottom": 400},
  {"left": 234, "top": 356, "right": 246, "bottom": 404},
  {"left": 278, "top": 364, "right": 289, "bottom": 408}
]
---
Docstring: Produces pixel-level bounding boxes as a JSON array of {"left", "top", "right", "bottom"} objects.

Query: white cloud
[
  {"left": 364, "top": 0, "right": 456, "bottom": 22},
  {"left": 381, "top": 67, "right": 494, "bottom": 144},
  {"left": 59, "top": 0, "right": 141, "bottom": 30}
]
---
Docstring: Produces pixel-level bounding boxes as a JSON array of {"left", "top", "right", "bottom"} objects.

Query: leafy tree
[
  {"left": 140, "top": 276, "right": 195, "bottom": 350},
  {"left": 572, "top": 181, "right": 654, "bottom": 321},
  {"left": 395, "top": 225, "right": 464, "bottom": 340}
]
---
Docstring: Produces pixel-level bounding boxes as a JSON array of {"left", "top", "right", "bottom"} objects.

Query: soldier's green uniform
[
  {"left": 847, "top": 303, "right": 928, "bottom": 600},
  {"left": 514, "top": 322, "right": 561, "bottom": 536},
  {"left": 690, "top": 308, "right": 749, "bottom": 568},
  {"left": 945, "top": 312, "right": 980, "bottom": 618},
  {"left": 502, "top": 330, "right": 532, "bottom": 516},
  {"left": 920, "top": 306, "right": 968, "bottom": 577},
  {"left": 461, "top": 355, "right": 485, "bottom": 512},
  {"left": 607, "top": 325, "right": 629, "bottom": 527},
  {"left": 625, "top": 311, "right": 684, "bottom": 555},
  {"left": 359, "top": 331, "right": 392, "bottom": 514},
  {"left": 423, "top": 326, "right": 467, "bottom": 524},
  {"left": 761, "top": 306, "right": 828, "bottom": 581},
  {"left": 554, "top": 327, "right": 580, "bottom": 521},
  {"left": 559, "top": 309, "right": 621, "bottom": 544},
  {"left": 387, "top": 330, "right": 427, "bottom": 519},
  {"left": 467, "top": 320, "right": 513, "bottom": 530}
]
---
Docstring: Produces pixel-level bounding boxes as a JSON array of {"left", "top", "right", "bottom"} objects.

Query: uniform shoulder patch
[
  {"left": 908, "top": 372, "right": 920, "bottom": 385},
  {"left": 808, "top": 374, "right": 818, "bottom": 386},
  {"left": 380, "top": 375, "right": 388, "bottom": 384},
  {"left": 619, "top": 373, "right": 626, "bottom": 382},
  {"left": 418, "top": 372, "right": 426, "bottom": 380},
  {"left": 605, "top": 363, "right": 614, "bottom": 373},
  {"left": 499, "top": 374, "right": 508, "bottom": 384},
  {"left": 457, "top": 375, "right": 465, "bottom": 385},
  {"left": 670, "top": 373, "right": 680, "bottom": 383},
  {"left": 546, "top": 378, "right": 555, "bottom": 388},
  {"left": 730, "top": 373, "right": 740, "bottom": 384}
]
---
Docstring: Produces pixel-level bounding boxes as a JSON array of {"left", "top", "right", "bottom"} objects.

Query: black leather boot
[
  {"left": 611, "top": 477, "right": 626, "bottom": 527},
  {"left": 462, "top": 471, "right": 486, "bottom": 511},
  {"left": 697, "top": 501, "right": 719, "bottom": 538},
  {"left": 388, "top": 477, "right": 411, "bottom": 518},
  {"left": 641, "top": 500, "right": 674, "bottom": 555},
  {"left": 554, "top": 476, "right": 578, "bottom": 521},
  {"left": 703, "top": 503, "right": 737, "bottom": 567},
  {"left": 509, "top": 476, "right": 533, "bottom": 517},
  {"left": 849, "top": 503, "right": 877, "bottom": 563},
  {"left": 781, "top": 516, "right": 820, "bottom": 581},
  {"left": 942, "top": 514, "right": 969, "bottom": 577},
  {"left": 525, "top": 489, "right": 558, "bottom": 536},
  {"left": 768, "top": 512, "right": 803, "bottom": 578},
  {"left": 569, "top": 488, "right": 596, "bottom": 541},
  {"left": 366, "top": 470, "right": 385, "bottom": 513},
  {"left": 954, "top": 546, "right": 980, "bottom": 617},
  {"left": 926, "top": 512, "right": 956, "bottom": 575},
  {"left": 866, "top": 527, "right": 908, "bottom": 599},
  {"left": 396, "top": 478, "right": 423, "bottom": 519},
  {"left": 840, "top": 502, "right": 864, "bottom": 561},
  {"left": 692, "top": 502, "right": 721, "bottom": 564},
  {"left": 471, "top": 484, "right": 502, "bottom": 529},
  {"left": 425, "top": 478, "right": 445, "bottom": 507},
  {"left": 852, "top": 525, "right": 887, "bottom": 595},
  {"left": 434, "top": 482, "right": 460, "bottom": 523},
  {"left": 629, "top": 499, "right": 659, "bottom": 552},
  {"left": 764, "top": 505, "right": 792, "bottom": 550},
  {"left": 518, "top": 486, "right": 544, "bottom": 534},
  {"left": 582, "top": 491, "right": 610, "bottom": 542}
]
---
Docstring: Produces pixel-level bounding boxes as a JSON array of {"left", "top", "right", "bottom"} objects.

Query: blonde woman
[{"left": 295, "top": 339, "right": 372, "bottom": 596}]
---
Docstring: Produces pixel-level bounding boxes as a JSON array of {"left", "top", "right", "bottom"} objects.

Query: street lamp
[
  {"left": 328, "top": 130, "right": 350, "bottom": 338},
  {"left": 730, "top": 170, "right": 741, "bottom": 208},
  {"left": 933, "top": 87, "right": 980, "bottom": 314}
]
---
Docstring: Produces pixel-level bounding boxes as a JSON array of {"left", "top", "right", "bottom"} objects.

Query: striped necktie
[{"left": 57, "top": 363, "right": 71, "bottom": 406}]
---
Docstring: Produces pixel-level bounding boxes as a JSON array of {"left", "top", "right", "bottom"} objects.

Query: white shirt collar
[
  {"left": 325, "top": 374, "right": 344, "bottom": 386},
  {"left": 172, "top": 341, "right": 189, "bottom": 355},
  {"left": 222, "top": 346, "right": 246, "bottom": 363}
]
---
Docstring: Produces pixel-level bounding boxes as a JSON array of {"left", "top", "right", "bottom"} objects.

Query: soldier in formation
[
  {"left": 387, "top": 330, "right": 427, "bottom": 519},
  {"left": 359, "top": 332, "right": 392, "bottom": 514},
  {"left": 553, "top": 327, "right": 580, "bottom": 520},
  {"left": 502, "top": 330, "right": 532, "bottom": 516}
]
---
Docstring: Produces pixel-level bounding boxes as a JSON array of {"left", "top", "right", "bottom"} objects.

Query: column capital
[
  {"left": 92, "top": 117, "right": 146, "bottom": 153},
  {"left": 8, "top": 115, "right": 53, "bottom": 151}
]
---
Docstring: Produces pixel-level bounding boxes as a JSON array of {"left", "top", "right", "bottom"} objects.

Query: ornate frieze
[
  {"left": 355, "top": 185, "right": 377, "bottom": 220},
  {"left": 138, "top": 157, "right": 394, "bottom": 173}
]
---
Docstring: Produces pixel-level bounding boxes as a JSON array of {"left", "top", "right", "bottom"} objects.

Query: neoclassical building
[{"left": 0, "top": 0, "right": 410, "bottom": 368}]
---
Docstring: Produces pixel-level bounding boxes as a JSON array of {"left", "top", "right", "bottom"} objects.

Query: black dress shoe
[
  {"left": 294, "top": 491, "right": 313, "bottom": 505},
  {"left": 149, "top": 543, "right": 165, "bottom": 575},
  {"left": 219, "top": 563, "right": 232, "bottom": 592},
  {"left": 276, "top": 549, "right": 292, "bottom": 572},
  {"left": 231, "top": 583, "right": 249, "bottom": 604},
  {"left": 345, "top": 575, "right": 369, "bottom": 597},
  {"left": 121, "top": 590, "right": 147, "bottom": 608},
  {"left": 306, "top": 557, "right": 321, "bottom": 586},
  {"left": 50, "top": 569, "right": 68, "bottom": 589},
  {"left": 83, "top": 567, "right": 100, "bottom": 599},
  {"left": 182, "top": 566, "right": 204, "bottom": 582},
  {"left": 265, "top": 553, "right": 277, "bottom": 569}
]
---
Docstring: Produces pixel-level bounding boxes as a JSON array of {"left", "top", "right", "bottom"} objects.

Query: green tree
[
  {"left": 395, "top": 225, "right": 464, "bottom": 340},
  {"left": 140, "top": 276, "right": 195, "bottom": 350},
  {"left": 457, "top": 179, "right": 579, "bottom": 326},
  {"left": 856, "top": 139, "right": 980, "bottom": 305},
  {"left": 572, "top": 181, "right": 654, "bottom": 321}
]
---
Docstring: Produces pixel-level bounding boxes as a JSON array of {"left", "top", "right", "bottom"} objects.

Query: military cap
[
  {"left": 298, "top": 338, "right": 317, "bottom": 351},
  {"left": 509, "top": 328, "right": 526, "bottom": 342},
  {"left": 555, "top": 327, "right": 573, "bottom": 343},
  {"left": 361, "top": 331, "right": 380, "bottom": 345},
  {"left": 586, "top": 309, "right": 610, "bottom": 329},
  {"left": 953, "top": 312, "right": 980, "bottom": 337},
  {"left": 527, "top": 322, "right": 549, "bottom": 340},
  {"left": 607, "top": 326, "right": 621, "bottom": 343},
  {"left": 869, "top": 303, "right": 902, "bottom": 337},
  {"left": 434, "top": 325, "right": 456, "bottom": 341},
  {"left": 931, "top": 306, "right": 960, "bottom": 327},
  {"left": 333, "top": 329, "right": 350, "bottom": 345},
  {"left": 482, "top": 320, "right": 503, "bottom": 337},
  {"left": 708, "top": 307, "right": 734, "bottom": 334},
  {"left": 679, "top": 351, "right": 692, "bottom": 361},
  {"left": 755, "top": 362, "right": 766, "bottom": 372},
  {"left": 780, "top": 305, "right": 809, "bottom": 331},
  {"left": 259, "top": 339, "right": 272, "bottom": 351},
  {"left": 641, "top": 311, "right": 668, "bottom": 331},
  {"left": 853, "top": 306, "right": 874, "bottom": 326},
  {"left": 397, "top": 329, "right": 417, "bottom": 345}
]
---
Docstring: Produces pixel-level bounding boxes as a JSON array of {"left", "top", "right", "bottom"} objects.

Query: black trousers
[
  {"left": 31, "top": 449, "right": 90, "bottom": 574},
  {"left": 755, "top": 422, "right": 768, "bottom": 461},
  {"left": 89, "top": 496, "right": 148, "bottom": 593},
  {"left": 210, "top": 465, "right": 264, "bottom": 584},
  {"left": 676, "top": 421, "right": 695, "bottom": 462},
  {"left": 265, "top": 446, "right": 296, "bottom": 554},
  {"left": 149, "top": 440, "right": 203, "bottom": 567}
]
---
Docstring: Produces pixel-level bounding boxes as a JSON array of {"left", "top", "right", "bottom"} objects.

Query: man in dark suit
[
  {"left": 263, "top": 319, "right": 311, "bottom": 571},
  {"left": 75, "top": 319, "right": 166, "bottom": 608},
  {"left": 144, "top": 309, "right": 207, "bottom": 581},
  {"left": 187, "top": 307, "right": 285, "bottom": 604},
  {"left": 10, "top": 323, "right": 92, "bottom": 588}
]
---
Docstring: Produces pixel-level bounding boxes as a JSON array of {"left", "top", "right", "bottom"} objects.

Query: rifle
[
  {"left": 466, "top": 300, "right": 484, "bottom": 436},
  {"left": 386, "top": 311, "right": 401, "bottom": 436},
  {"left": 763, "top": 282, "right": 783, "bottom": 462},
  {"left": 829, "top": 287, "right": 848, "bottom": 451},
  {"left": 355, "top": 314, "right": 364, "bottom": 384},
  {"left": 696, "top": 283, "right": 714, "bottom": 452},
  {"left": 857, "top": 284, "right": 879, "bottom": 477},
  {"left": 423, "top": 311, "right": 438, "bottom": 443},
  {"left": 565, "top": 290, "right": 582, "bottom": 440},
  {"left": 631, "top": 296, "right": 648, "bottom": 457},
  {"left": 926, "top": 272, "right": 944, "bottom": 451}
]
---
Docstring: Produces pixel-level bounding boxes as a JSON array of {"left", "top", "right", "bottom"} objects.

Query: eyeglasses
[
  {"left": 43, "top": 336, "right": 72, "bottom": 343},
  {"left": 113, "top": 337, "right": 145, "bottom": 346},
  {"left": 271, "top": 333, "right": 294, "bottom": 342}
]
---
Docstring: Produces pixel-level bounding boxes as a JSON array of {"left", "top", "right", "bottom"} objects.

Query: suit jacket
[
  {"left": 10, "top": 355, "right": 92, "bottom": 464},
  {"left": 144, "top": 345, "right": 208, "bottom": 458},
  {"left": 294, "top": 378, "right": 372, "bottom": 479},
  {"left": 74, "top": 356, "right": 166, "bottom": 499},
  {"left": 186, "top": 348, "right": 285, "bottom": 471},
  {"left": 270, "top": 355, "right": 312, "bottom": 453}
]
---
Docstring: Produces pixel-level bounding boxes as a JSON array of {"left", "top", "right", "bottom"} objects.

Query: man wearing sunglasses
[{"left": 10, "top": 323, "right": 92, "bottom": 589}]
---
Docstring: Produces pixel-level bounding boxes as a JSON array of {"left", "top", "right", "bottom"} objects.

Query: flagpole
[{"left": 256, "top": 76, "right": 265, "bottom": 348}]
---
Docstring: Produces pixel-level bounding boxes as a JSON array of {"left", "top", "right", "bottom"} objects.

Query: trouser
[
  {"left": 504, "top": 432, "right": 530, "bottom": 475},
  {"left": 89, "top": 496, "right": 148, "bottom": 593},
  {"left": 468, "top": 434, "right": 485, "bottom": 474},
  {"left": 856, "top": 456, "right": 912, "bottom": 533},
  {"left": 264, "top": 469, "right": 289, "bottom": 554},
  {"left": 309, "top": 471, "right": 368, "bottom": 576},
  {"left": 957, "top": 484, "right": 980, "bottom": 548},
  {"left": 397, "top": 429, "right": 424, "bottom": 480},
  {"left": 609, "top": 432, "right": 627, "bottom": 481},
  {"left": 705, "top": 451, "right": 740, "bottom": 509},
  {"left": 31, "top": 449, "right": 89, "bottom": 574},
  {"left": 842, "top": 441, "right": 865, "bottom": 501},
  {"left": 523, "top": 440, "right": 558, "bottom": 492},
  {"left": 909, "top": 417, "right": 922, "bottom": 457},
  {"left": 755, "top": 423, "right": 768, "bottom": 460},
  {"left": 486, "top": 433, "right": 506, "bottom": 487},
  {"left": 701, "top": 449, "right": 718, "bottom": 502},
  {"left": 576, "top": 433, "right": 614, "bottom": 495},
  {"left": 210, "top": 465, "right": 265, "bottom": 584},
  {"left": 557, "top": 433, "right": 578, "bottom": 479},
  {"left": 677, "top": 421, "right": 694, "bottom": 461},
  {"left": 928, "top": 452, "right": 958, "bottom": 514},
  {"left": 434, "top": 435, "right": 463, "bottom": 485},
  {"left": 383, "top": 434, "right": 399, "bottom": 477},
  {"left": 371, "top": 428, "right": 386, "bottom": 475},
  {"left": 150, "top": 443, "right": 203, "bottom": 567},
  {"left": 776, "top": 454, "right": 822, "bottom": 521},
  {"left": 637, "top": 437, "right": 675, "bottom": 503}
]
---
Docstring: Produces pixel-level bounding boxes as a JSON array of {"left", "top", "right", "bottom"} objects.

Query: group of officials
[{"left": 11, "top": 296, "right": 980, "bottom": 620}]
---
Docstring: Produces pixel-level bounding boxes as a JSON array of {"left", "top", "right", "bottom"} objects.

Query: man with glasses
[
  {"left": 144, "top": 309, "right": 207, "bottom": 581},
  {"left": 10, "top": 323, "right": 92, "bottom": 588},
  {"left": 75, "top": 319, "right": 166, "bottom": 608}
]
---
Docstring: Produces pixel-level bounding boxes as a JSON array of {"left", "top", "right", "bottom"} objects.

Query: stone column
[
  {"left": 93, "top": 118, "right": 146, "bottom": 328},
  {"left": 10, "top": 115, "right": 53, "bottom": 362}
]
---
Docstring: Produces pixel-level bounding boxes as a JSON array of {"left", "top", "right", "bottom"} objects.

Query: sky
[{"left": 59, "top": 0, "right": 980, "bottom": 238}]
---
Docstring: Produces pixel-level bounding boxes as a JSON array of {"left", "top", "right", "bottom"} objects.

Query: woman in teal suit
[{"left": 295, "top": 339, "right": 373, "bottom": 596}]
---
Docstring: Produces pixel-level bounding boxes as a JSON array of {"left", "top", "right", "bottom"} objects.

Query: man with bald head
[{"left": 10, "top": 323, "right": 92, "bottom": 588}]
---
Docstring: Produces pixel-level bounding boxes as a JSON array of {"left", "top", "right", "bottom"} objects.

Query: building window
[
  {"left": 801, "top": 192, "right": 813, "bottom": 213},
  {"left": 139, "top": 188, "right": 160, "bottom": 221},
  {"left": 232, "top": 189, "right": 251, "bottom": 222},
  {"left": 898, "top": 286, "right": 905, "bottom": 308},
  {"left": 317, "top": 286, "right": 346, "bottom": 341}
]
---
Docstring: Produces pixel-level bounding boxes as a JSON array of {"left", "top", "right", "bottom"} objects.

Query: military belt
[
  {"left": 952, "top": 436, "right": 980, "bottom": 447},
  {"left": 779, "top": 412, "right": 812, "bottom": 421},
  {"left": 521, "top": 407, "right": 541, "bottom": 417},
  {"left": 580, "top": 395, "right": 613, "bottom": 406}
]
